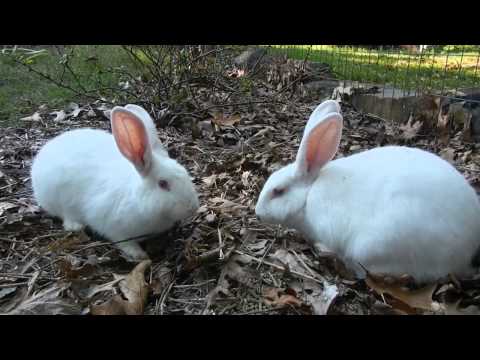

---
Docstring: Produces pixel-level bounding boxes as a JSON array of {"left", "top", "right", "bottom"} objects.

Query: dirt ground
[{"left": 1, "top": 96, "right": 480, "bottom": 315}]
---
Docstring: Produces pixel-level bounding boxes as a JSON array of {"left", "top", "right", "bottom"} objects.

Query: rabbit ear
[
  {"left": 111, "top": 107, "right": 152, "bottom": 176},
  {"left": 296, "top": 112, "right": 343, "bottom": 179},
  {"left": 304, "top": 100, "right": 341, "bottom": 135}
]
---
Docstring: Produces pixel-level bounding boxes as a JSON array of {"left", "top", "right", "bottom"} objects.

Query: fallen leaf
[
  {"left": 444, "top": 301, "right": 480, "bottom": 315},
  {"left": 0, "top": 287, "right": 17, "bottom": 300},
  {"left": 399, "top": 115, "right": 422, "bottom": 140},
  {"left": 221, "top": 255, "right": 256, "bottom": 287},
  {"left": 211, "top": 112, "right": 241, "bottom": 127},
  {"left": 209, "top": 197, "right": 247, "bottom": 216},
  {"left": 7, "top": 283, "right": 81, "bottom": 315},
  {"left": 197, "top": 205, "right": 208, "bottom": 214},
  {"left": 150, "top": 265, "right": 173, "bottom": 296},
  {"left": 290, "top": 279, "right": 339, "bottom": 315},
  {"left": 70, "top": 107, "right": 83, "bottom": 118},
  {"left": 246, "top": 239, "right": 269, "bottom": 256},
  {"left": 50, "top": 110, "right": 66, "bottom": 122},
  {"left": 263, "top": 287, "right": 306, "bottom": 309},
  {"left": 57, "top": 258, "right": 97, "bottom": 280},
  {"left": 20, "top": 112, "right": 42, "bottom": 122},
  {"left": 46, "top": 231, "right": 90, "bottom": 253},
  {"left": 67, "top": 102, "right": 80, "bottom": 112},
  {"left": 308, "top": 281, "right": 339, "bottom": 315},
  {"left": 205, "top": 213, "right": 217, "bottom": 223},
  {"left": 365, "top": 272, "right": 439, "bottom": 313},
  {"left": 90, "top": 259, "right": 151, "bottom": 315},
  {"left": 269, "top": 248, "right": 306, "bottom": 275},
  {"left": 0, "top": 202, "right": 18, "bottom": 216},
  {"left": 439, "top": 148, "right": 456, "bottom": 164},
  {"left": 71, "top": 278, "right": 121, "bottom": 300},
  {"left": 202, "top": 174, "right": 218, "bottom": 187},
  {"left": 241, "top": 171, "right": 251, "bottom": 187}
]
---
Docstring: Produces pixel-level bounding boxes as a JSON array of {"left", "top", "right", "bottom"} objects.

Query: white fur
[
  {"left": 256, "top": 100, "right": 480, "bottom": 282},
  {"left": 31, "top": 105, "right": 199, "bottom": 260}
]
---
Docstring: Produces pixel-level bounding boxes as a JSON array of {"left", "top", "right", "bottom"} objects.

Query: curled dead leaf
[
  {"left": 365, "top": 272, "right": 440, "bottom": 313},
  {"left": 20, "top": 112, "right": 42, "bottom": 122},
  {"left": 90, "top": 260, "right": 151, "bottom": 315},
  {"left": 57, "top": 258, "right": 96, "bottom": 280},
  {"left": 211, "top": 113, "right": 241, "bottom": 127},
  {"left": 263, "top": 287, "right": 308, "bottom": 310},
  {"left": 50, "top": 110, "right": 67, "bottom": 122}
]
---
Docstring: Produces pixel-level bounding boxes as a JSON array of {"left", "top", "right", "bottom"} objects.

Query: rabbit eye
[
  {"left": 272, "top": 187, "right": 286, "bottom": 198},
  {"left": 158, "top": 179, "right": 170, "bottom": 191}
]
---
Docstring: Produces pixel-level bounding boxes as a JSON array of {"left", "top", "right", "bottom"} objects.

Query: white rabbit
[
  {"left": 255, "top": 100, "right": 480, "bottom": 282},
  {"left": 31, "top": 105, "right": 199, "bottom": 260}
]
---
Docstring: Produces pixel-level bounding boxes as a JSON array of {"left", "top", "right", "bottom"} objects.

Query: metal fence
[{"left": 265, "top": 45, "right": 480, "bottom": 124}]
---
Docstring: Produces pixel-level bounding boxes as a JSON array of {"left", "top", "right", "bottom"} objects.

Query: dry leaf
[
  {"left": 7, "top": 283, "right": 81, "bottom": 315},
  {"left": 209, "top": 197, "right": 247, "bottom": 216},
  {"left": 211, "top": 113, "right": 241, "bottom": 127},
  {"left": 246, "top": 239, "right": 269, "bottom": 256},
  {"left": 439, "top": 148, "right": 456, "bottom": 164},
  {"left": 221, "top": 255, "right": 256, "bottom": 287},
  {"left": 263, "top": 287, "right": 305, "bottom": 309},
  {"left": 204, "top": 254, "right": 256, "bottom": 310},
  {"left": 444, "top": 301, "right": 480, "bottom": 315},
  {"left": 205, "top": 213, "right": 217, "bottom": 223},
  {"left": 0, "top": 202, "right": 18, "bottom": 216},
  {"left": 269, "top": 248, "right": 306, "bottom": 275},
  {"left": 307, "top": 281, "right": 339, "bottom": 315},
  {"left": 46, "top": 231, "right": 90, "bottom": 253},
  {"left": 0, "top": 287, "right": 17, "bottom": 300},
  {"left": 20, "top": 112, "right": 42, "bottom": 122},
  {"left": 150, "top": 265, "right": 173, "bottom": 296},
  {"left": 90, "top": 260, "right": 151, "bottom": 315},
  {"left": 202, "top": 174, "right": 218, "bottom": 187},
  {"left": 365, "top": 273, "right": 439, "bottom": 312},
  {"left": 71, "top": 107, "right": 83, "bottom": 118},
  {"left": 57, "top": 258, "right": 96, "bottom": 280},
  {"left": 290, "top": 279, "right": 339, "bottom": 315},
  {"left": 50, "top": 110, "right": 66, "bottom": 122},
  {"left": 400, "top": 115, "right": 422, "bottom": 140}
]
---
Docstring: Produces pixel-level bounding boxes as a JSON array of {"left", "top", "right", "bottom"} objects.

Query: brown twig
[{"left": 233, "top": 249, "right": 324, "bottom": 285}]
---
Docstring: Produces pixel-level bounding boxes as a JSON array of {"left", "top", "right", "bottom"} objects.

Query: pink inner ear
[
  {"left": 306, "top": 118, "right": 340, "bottom": 173},
  {"left": 111, "top": 110, "right": 149, "bottom": 169}
]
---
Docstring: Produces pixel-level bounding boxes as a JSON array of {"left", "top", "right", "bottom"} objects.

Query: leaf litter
[{"left": 2, "top": 52, "right": 480, "bottom": 314}]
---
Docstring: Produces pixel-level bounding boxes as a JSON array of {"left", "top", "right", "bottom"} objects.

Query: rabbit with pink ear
[
  {"left": 31, "top": 105, "right": 199, "bottom": 261},
  {"left": 255, "top": 100, "right": 480, "bottom": 282}
]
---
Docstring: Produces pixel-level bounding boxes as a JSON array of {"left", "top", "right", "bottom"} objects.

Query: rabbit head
[
  {"left": 110, "top": 106, "right": 199, "bottom": 223},
  {"left": 255, "top": 100, "right": 343, "bottom": 227}
]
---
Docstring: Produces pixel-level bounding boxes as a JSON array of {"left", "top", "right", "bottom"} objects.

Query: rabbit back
[{"left": 305, "top": 146, "right": 480, "bottom": 281}]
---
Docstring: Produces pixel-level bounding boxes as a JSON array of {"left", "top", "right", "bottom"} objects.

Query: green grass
[
  {"left": 0, "top": 45, "right": 133, "bottom": 127},
  {"left": 2, "top": 45, "right": 480, "bottom": 127},
  {"left": 269, "top": 45, "right": 480, "bottom": 93}
]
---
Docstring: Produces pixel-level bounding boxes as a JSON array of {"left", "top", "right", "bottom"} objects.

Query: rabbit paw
[
  {"left": 116, "top": 242, "right": 150, "bottom": 262},
  {"left": 63, "top": 219, "right": 84, "bottom": 232}
]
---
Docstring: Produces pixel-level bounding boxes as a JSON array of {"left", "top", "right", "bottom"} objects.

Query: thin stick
[
  {"left": 217, "top": 228, "right": 224, "bottom": 260},
  {"left": 0, "top": 282, "right": 29, "bottom": 289},
  {"left": 159, "top": 281, "right": 175, "bottom": 315},
  {"left": 233, "top": 250, "right": 324, "bottom": 285},
  {"left": 291, "top": 249, "right": 324, "bottom": 281}
]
